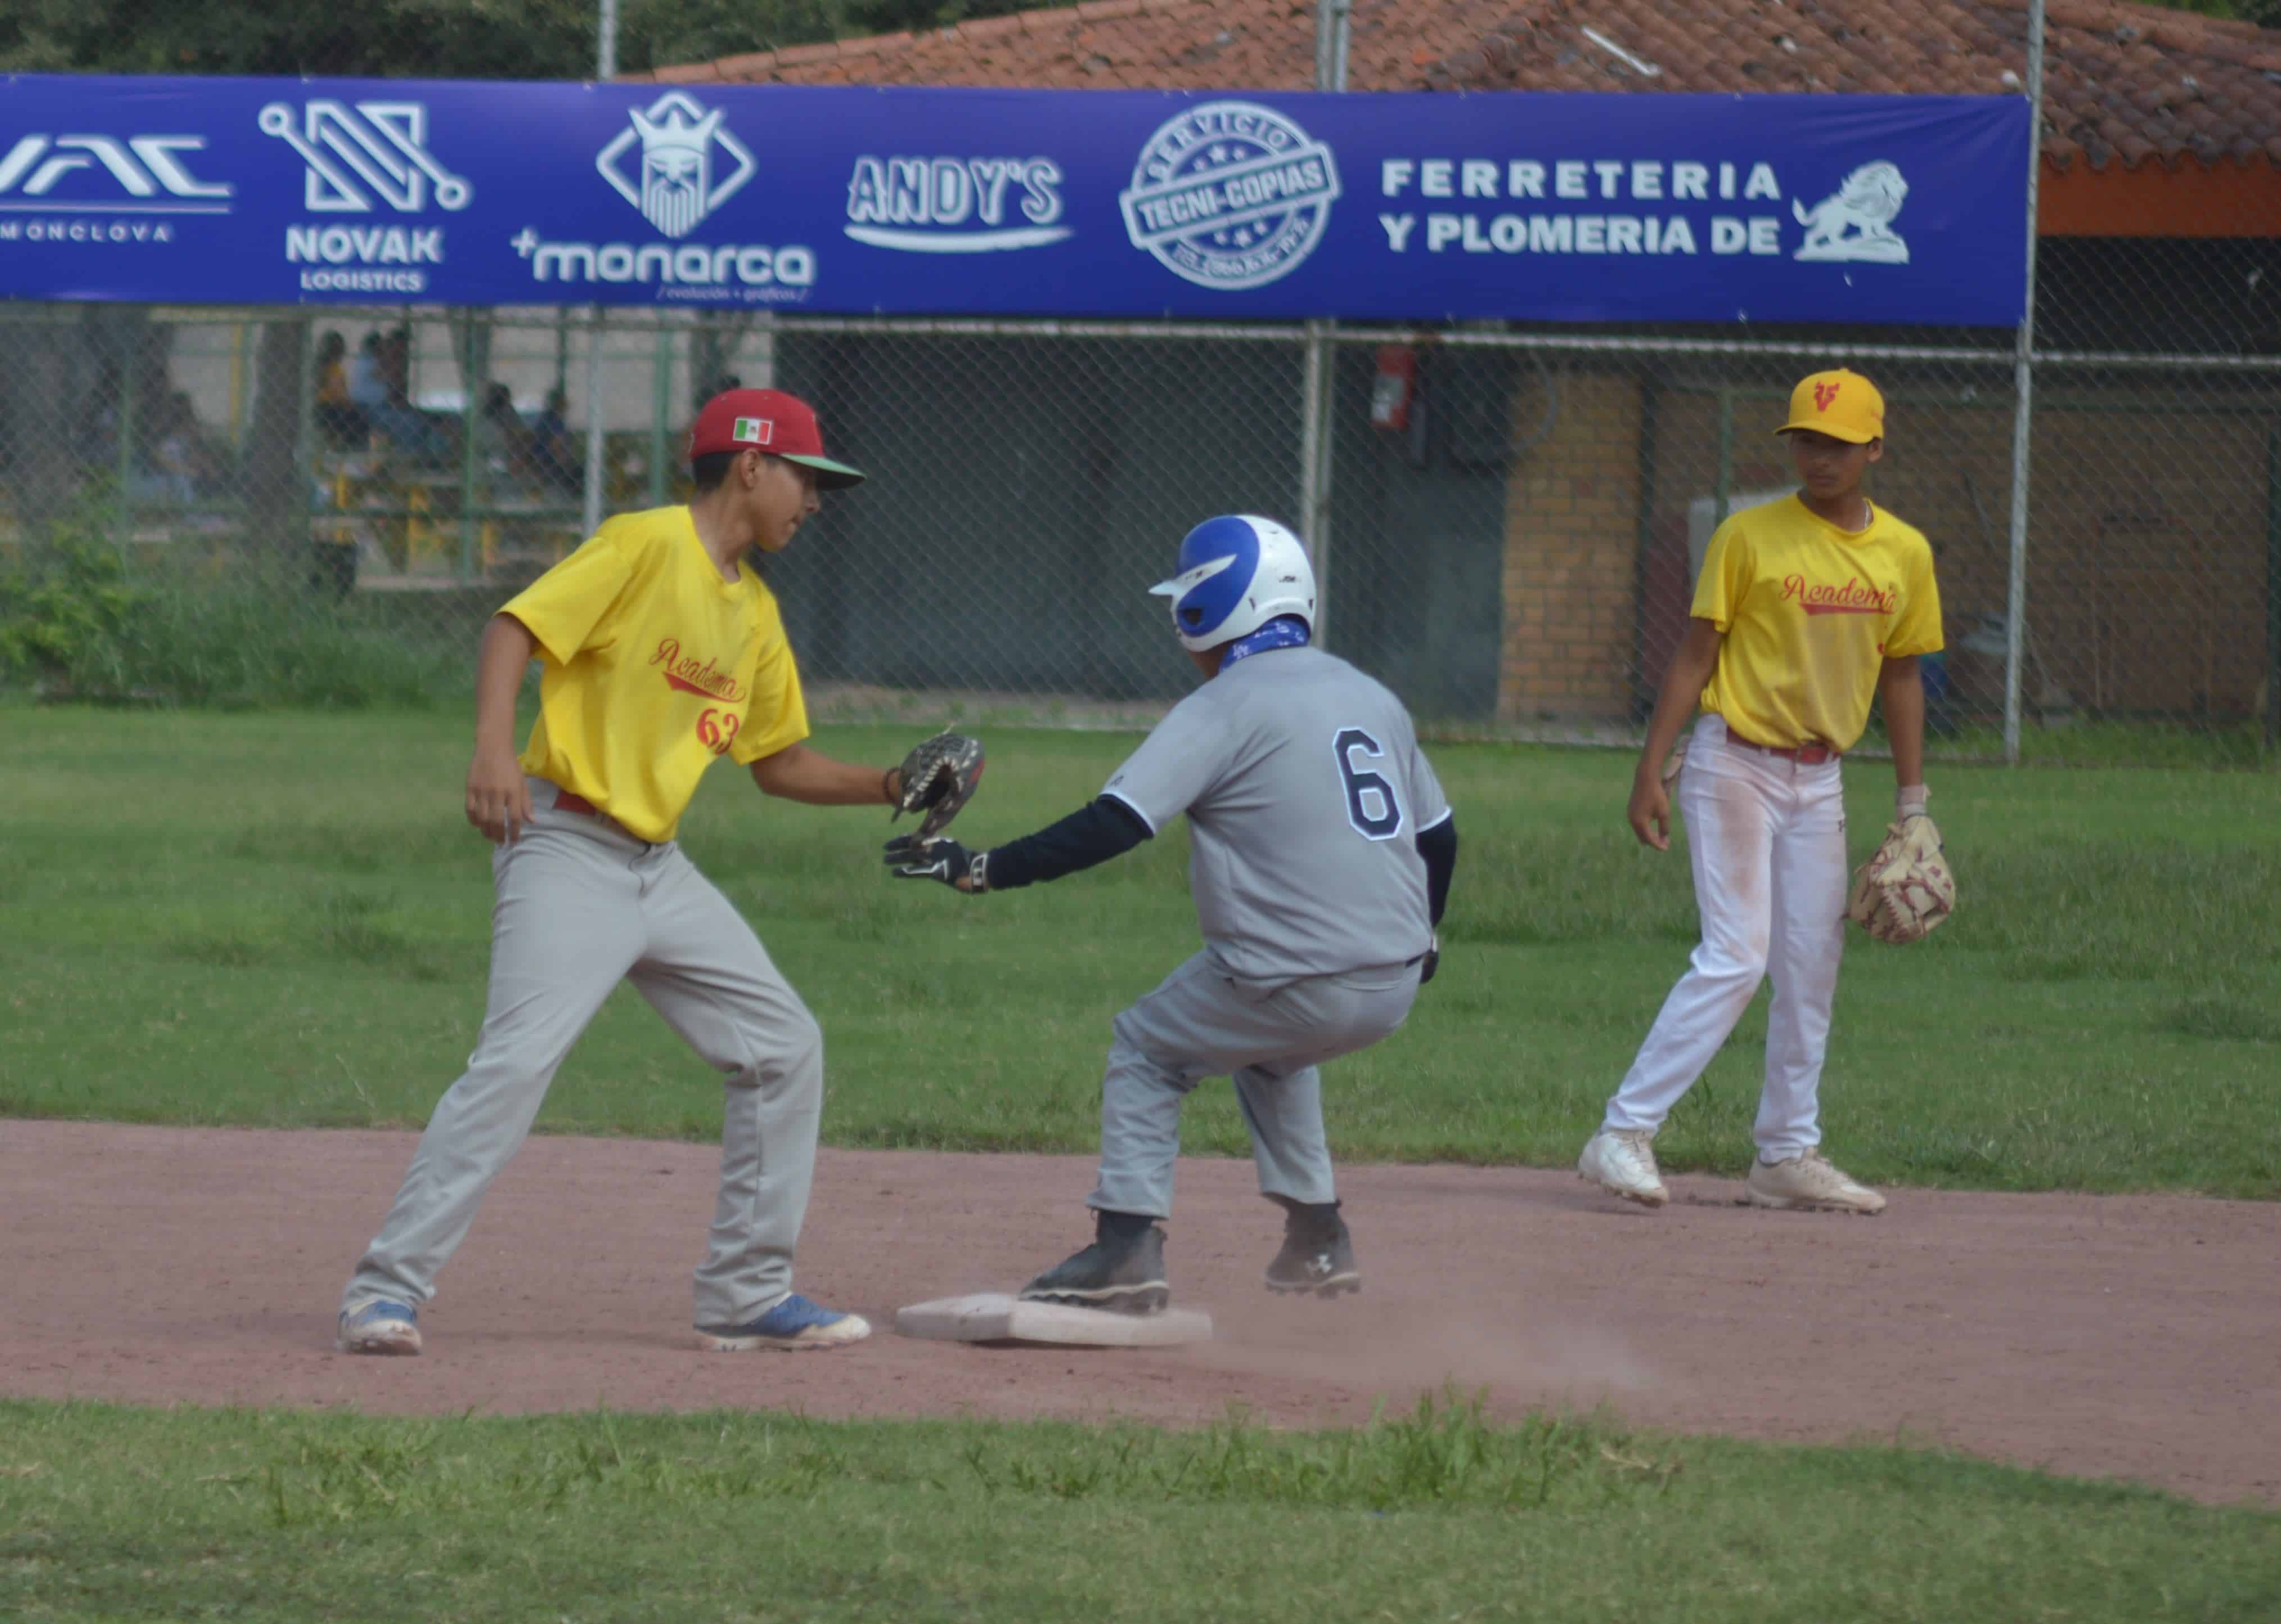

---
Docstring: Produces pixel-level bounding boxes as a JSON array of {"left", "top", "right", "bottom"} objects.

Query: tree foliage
[
  {"left": 2165, "top": 0, "right": 2281, "bottom": 25},
  {"left": 1, "top": 0, "right": 2270, "bottom": 81},
  {"left": 0, "top": 0, "right": 1049, "bottom": 79}
]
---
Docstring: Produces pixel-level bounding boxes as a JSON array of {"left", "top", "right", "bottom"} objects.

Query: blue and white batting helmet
[{"left": 1149, "top": 515, "right": 1317, "bottom": 653}]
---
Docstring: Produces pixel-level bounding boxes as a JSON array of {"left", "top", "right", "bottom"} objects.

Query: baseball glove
[
  {"left": 894, "top": 731, "right": 985, "bottom": 840},
  {"left": 1845, "top": 814, "right": 1955, "bottom": 945}
]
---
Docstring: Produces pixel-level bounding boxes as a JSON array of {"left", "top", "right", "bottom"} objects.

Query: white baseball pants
[
  {"left": 343, "top": 778, "right": 825, "bottom": 1330},
  {"left": 1602, "top": 714, "right": 1848, "bottom": 1158}
]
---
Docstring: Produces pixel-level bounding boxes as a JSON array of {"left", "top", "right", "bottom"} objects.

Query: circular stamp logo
[{"left": 1118, "top": 101, "right": 1342, "bottom": 292}]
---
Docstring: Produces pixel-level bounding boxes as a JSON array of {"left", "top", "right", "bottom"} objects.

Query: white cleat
[
  {"left": 1744, "top": 1149, "right": 1887, "bottom": 1215},
  {"left": 1577, "top": 1128, "right": 1669, "bottom": 1208},
  {"left": 337, "top": 1298, "right": 423, "bottom": 1355}
]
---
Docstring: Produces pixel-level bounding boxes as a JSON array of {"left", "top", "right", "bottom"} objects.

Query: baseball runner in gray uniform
[{"left": 886, "top": 515, "right": 1458, "bottom": 1312}]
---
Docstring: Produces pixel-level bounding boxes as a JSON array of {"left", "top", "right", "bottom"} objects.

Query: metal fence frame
[
  {"left": 8, "top": 301, "right": 2278, "bottom": 756},
  {"left": 8, "top": 0, "right": 2279, "bottom": 759}
]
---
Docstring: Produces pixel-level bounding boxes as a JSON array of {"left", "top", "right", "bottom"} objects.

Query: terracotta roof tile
[
  {"left": 654, "top": 0, "right": 2280, "bottom": 171},
  {"left": 837, "top": 31, "right": 912, "bottom": 58},
  {"left": 959, "top": 13, "right": 1026, "bottom": 40},
  {"left": 709, "top": 51, "right": 781, "bottom": 79}
]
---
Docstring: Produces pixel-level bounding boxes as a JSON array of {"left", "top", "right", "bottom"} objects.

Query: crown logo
[{"left": 596, "top": 92, "right": 754, "bottom": 239}]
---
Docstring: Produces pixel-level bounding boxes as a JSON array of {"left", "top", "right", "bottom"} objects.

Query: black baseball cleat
[
  {"left": 1019, "top": 1221, "right": 1169, "bottom": 1316},
  {"left": 1264, "top": 1198, "right": 1361, "bottom": 1298}
]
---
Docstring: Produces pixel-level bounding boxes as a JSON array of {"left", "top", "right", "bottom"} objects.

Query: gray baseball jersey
[{"left": 1103, "top": 647, "right": 1449, "bottom": 986}]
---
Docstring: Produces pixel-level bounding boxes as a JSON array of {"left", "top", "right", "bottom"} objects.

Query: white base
[{"left": 895, "top": 1291, "right": 1212, "bottom": 1348}]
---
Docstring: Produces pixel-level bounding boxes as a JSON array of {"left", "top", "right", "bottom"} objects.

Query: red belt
[
  {"left": 550, "top": 786, "right": 655, "bottom": 845},
  {"left": 1725, "top": 733, "right": 1840, "bottom": 765}
]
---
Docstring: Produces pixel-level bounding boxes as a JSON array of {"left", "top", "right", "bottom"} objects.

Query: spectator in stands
[
  {"left": 350, "top": 326, "right": 448, "bottom": 465},
  {"left": 151, "top": 392, "right": 222, "bottom": 500},
  {"left": 83, "top": 358, "right": 126, "bottom": 479},
  {"left": 113, "top": 390, "right": 216, "bottom": 510},
  {"left": 347, "top": 330, "right": 384, "bottom": 408},
  {"left": 528, "top": 385, "right": 582, "bottom": 495},
  {"left": 315, "top": 330, "right": 366, "bottom": 449},
  {"left": 382, "top": 327, "right": 413, "bottom": 393},
  {"left": 476, "top": 383, "right": 543, "bottom": 486}
]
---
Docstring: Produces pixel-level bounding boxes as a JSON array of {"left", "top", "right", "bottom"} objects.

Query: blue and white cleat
[
  {"left": 697, "top": 1292, "right": 872, "bottom": 1352},
  {"left": 337, "top": 1297, "right": 423, "bottom": 1355}
]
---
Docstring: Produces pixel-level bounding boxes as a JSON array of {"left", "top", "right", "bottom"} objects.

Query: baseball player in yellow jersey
[
  {"left": 1578, "top": 369, "right": 1942, "bottom": 1215},
  {"left": 338, "top": 388, "right": 958, "bottom": 1355}
]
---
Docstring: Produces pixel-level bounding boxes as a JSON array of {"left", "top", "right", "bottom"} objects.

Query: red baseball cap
[{"left": 687, "top": 388, "right": 865, "bottom": 489}]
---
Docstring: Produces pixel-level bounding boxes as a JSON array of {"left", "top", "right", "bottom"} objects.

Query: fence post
[
  {"left": 114, "top": 332, "right": 139, "bottom": 509},
  {"left": 586, "top": 0, "right": 619, "bottom": 549},
  {"left": 2268, "top": 427, "right": 2280, "bottom": 752},
  {"left": 750, "top": 312, "right": 777, "bottom": 390},
  {"left": 2003, "top": 0, "right": 2047, "bottom": 765},
  {"left": 582, "top": 306, "right": 606, "bottom": 538},
  {"left": 457, "top": 313, "right": 484, "bottom": 580},
  {"left": 1313, "top": 0, "right": 1350, "bottom": 90},
  {"left": 1713, "top": 383, "right": 1733, "bottom": 528},
  {"left": 1303, "top": 0, "right": 1349, "bottom": 647},
  {"left": 1299, "top": 325, "right": 1335, "bottom": 647},
  {"left": 291, "top": 316, "right": 317, "bottom": 569},
  {"left": 649, "top": 324, "right": 673, "bottom": 507},
  {"left": 1627, "top": 371, "right": 1662, "bottom": 723}
]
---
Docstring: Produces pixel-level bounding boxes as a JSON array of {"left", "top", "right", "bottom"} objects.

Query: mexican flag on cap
[{"left": 687, "top": 388, "right": 865, "bottom": 488}]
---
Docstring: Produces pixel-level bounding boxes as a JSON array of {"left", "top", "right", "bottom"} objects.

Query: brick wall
[
  {"left": 2018, "top": 396, "right": 2271, "bottom": 719},
  {"left": 1640, "top": 381, "right": 2017, "bottom": 713},
  {"left": 1496, "top": 369, "right": 1644, "bottom": 723},
  {"left": 1494, "top": 365, "right": 2273, "bottom": 728}
]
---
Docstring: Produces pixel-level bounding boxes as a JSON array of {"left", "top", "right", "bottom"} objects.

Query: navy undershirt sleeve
[
  {"left": 1416, "top": 815, "right": 1457, "bottom": 926},
  {"left": 985, "top": 796, "right": 1153, "bottom": 890}
]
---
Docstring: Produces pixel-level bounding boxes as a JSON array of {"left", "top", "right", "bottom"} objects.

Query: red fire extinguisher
[{"left": 1370, "top": 345, "right": 1417, "bottom": 433}]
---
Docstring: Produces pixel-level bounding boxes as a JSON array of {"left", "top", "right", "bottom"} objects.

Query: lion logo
[{"left": 1792, "top": 162, "right": 1910, "bottom": 264}]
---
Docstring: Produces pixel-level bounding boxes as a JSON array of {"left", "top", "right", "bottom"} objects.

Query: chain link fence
[{"left": 3, "top": 297, "right": 2276, "bottom": 761}]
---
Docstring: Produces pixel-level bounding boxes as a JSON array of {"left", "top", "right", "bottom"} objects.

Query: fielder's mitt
[
  {"left": 894, "top": 731, "right": 985, "bottom": 839},
  {"left": 1846, "top": 814, "right": 1955, "bottom": 945}
]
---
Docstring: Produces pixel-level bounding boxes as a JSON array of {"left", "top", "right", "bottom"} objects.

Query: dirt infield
[{"left": 4, "top": 1120, "right": 2274, "bottom": 1507}]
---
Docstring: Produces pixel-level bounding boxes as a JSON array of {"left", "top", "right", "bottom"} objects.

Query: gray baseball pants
[
  {"left": 343, "top": 778, "right": 823, "bottom": 1330},
  {"left": 1089, "top": 947, "right": 1421, "bottom": 1219}
]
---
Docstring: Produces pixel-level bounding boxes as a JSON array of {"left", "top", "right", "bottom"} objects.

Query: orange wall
[{"left": 2040, "top": 158, "right": 2281, "bottom": 237}]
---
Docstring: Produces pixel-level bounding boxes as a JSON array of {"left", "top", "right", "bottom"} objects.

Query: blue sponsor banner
[{"left": 0, "top": 76, "right": 2029, "bottom": 325}]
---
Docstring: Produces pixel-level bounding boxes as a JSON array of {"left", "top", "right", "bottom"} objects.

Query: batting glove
[{"left": 884, "top": 833, "right": 988, "bottom": 893}]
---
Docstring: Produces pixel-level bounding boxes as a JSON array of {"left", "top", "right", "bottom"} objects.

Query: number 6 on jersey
[{"left": 1334, "top": 727, "right": 1404, "bottom": 840}]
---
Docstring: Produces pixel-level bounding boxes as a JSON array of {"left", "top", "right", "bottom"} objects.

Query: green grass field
[
  {"left": 6, "top": 700, "right": 2281, "bottom": 1621},
  {"left": 5, "top": 1398, "right": 2277, "bottom": 1623},
  {"left": 3, "top": 703, "right": 2276, "bottom": 1196}
]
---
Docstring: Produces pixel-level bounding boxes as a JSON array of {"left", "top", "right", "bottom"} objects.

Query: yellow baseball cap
[{"left": 1776, "top": 369, "right": 1884, "bottom": 444}]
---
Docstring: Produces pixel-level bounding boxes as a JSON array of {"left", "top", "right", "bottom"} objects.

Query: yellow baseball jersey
[
  {"left": 502, "top": 506, "right": 808, "bottom": 842},
  {"left": 1693, "top": 495, "right": 1943, "bottom": 752}
]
